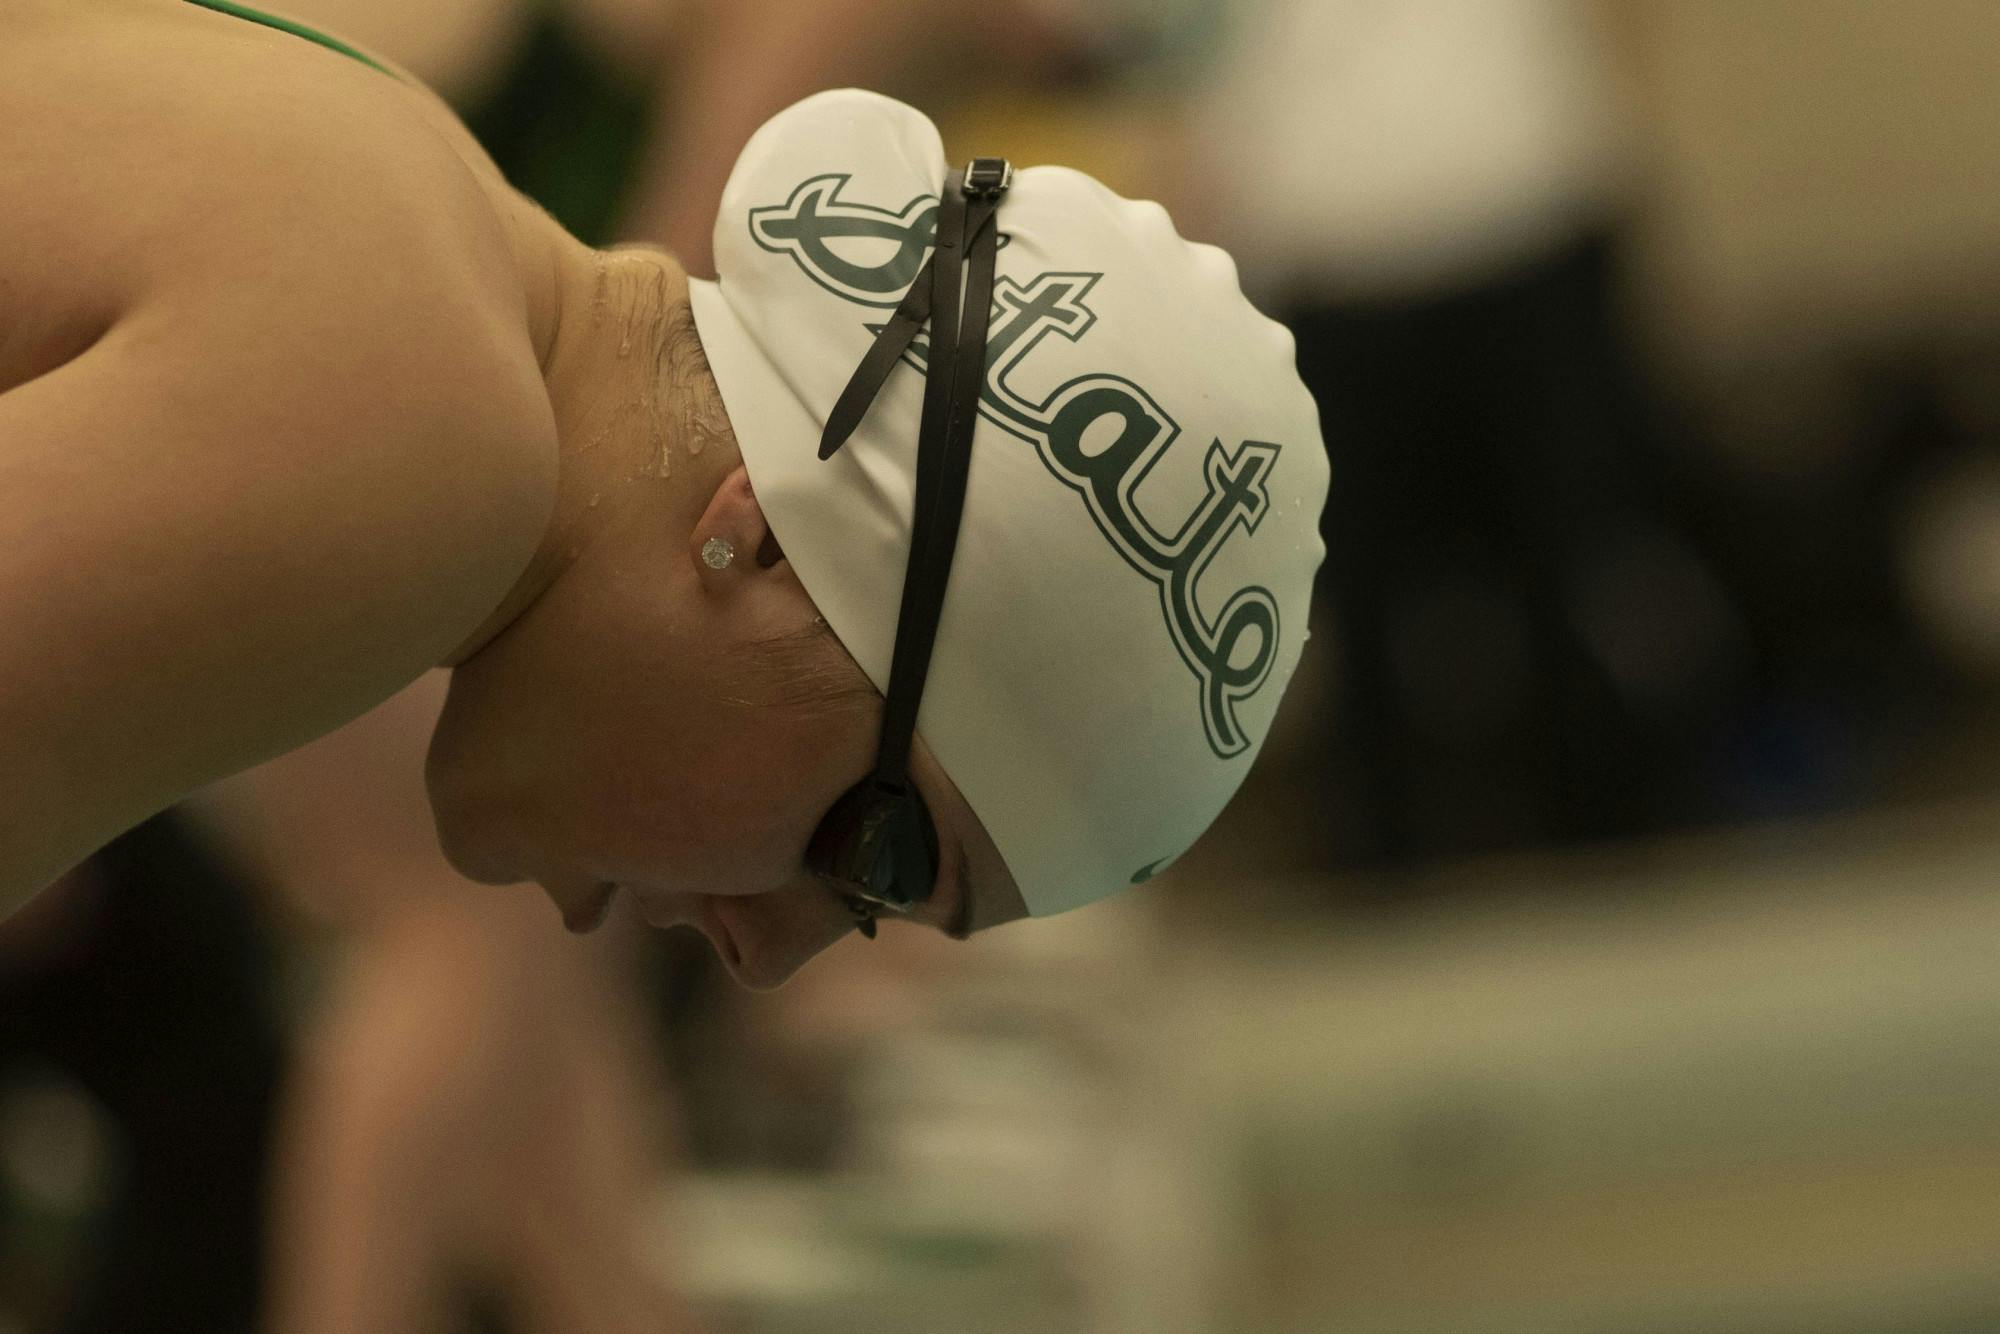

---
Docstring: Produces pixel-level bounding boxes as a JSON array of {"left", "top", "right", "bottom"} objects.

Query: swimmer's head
[
  {"left": 430, "top": 90, "right": 1327, "bottom": 989},
  {"left": 425, "top": 242, "right": 1027, "bottom": 990}
]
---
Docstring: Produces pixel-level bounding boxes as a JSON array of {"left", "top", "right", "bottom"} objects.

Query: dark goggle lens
[{"left": 808, "top": 782, "right": 939, "bottom": 912}]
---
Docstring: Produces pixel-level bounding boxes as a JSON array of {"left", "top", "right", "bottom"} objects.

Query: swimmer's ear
[{"left": 691, "top": 463, "right": 787, "bottom": 574}]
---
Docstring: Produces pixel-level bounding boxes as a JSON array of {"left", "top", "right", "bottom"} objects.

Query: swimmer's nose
[{"left": 536, "top": 877, "right": 616, "bottom": 934}]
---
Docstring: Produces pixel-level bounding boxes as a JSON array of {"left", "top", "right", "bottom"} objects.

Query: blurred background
[{"left": 7, "top": 0, "right": 2000, "bottom": 1330}]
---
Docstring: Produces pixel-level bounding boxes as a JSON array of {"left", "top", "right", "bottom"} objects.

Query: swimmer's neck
[{"left": 439, "top": 221, "right": 733, "bottom": 669}]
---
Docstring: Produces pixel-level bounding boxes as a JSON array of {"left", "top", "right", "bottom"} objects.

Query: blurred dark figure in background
[
  {"left": 1193, "top": 0, "right": 1749, "bottom": 872},
  {"left": 0, "top": 816, "right": 284, "bottom": 1334}
]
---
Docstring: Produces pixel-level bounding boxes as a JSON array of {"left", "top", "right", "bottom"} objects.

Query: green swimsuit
[{"left": 179, "top": 0, "right": 398, "bottom": 79}]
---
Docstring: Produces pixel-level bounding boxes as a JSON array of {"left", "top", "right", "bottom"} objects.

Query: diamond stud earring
[{"left": 701, "top": 537, "right": 736, "bottom": 570}]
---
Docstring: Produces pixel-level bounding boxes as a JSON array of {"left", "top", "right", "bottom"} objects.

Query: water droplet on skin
[{"left": 590, "top": 252, "right": 610, "bottom": 326}]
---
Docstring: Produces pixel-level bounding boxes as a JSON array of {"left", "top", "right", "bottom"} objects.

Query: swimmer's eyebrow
[{"left": 945, "top": 836, "right": 976, "bottom": 942}]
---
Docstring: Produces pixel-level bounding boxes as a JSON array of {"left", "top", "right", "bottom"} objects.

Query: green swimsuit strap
[{"left": 179, "top": 0, "right": 401, "bottom": 80}]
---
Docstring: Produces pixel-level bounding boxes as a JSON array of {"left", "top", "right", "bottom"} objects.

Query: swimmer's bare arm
[{"left": 0, "top": 177, "right": 556, "bottom": 914}]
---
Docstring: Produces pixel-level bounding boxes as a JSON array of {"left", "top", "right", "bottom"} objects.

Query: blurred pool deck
[{"left": 657, "top": 754, "right": 2000, "bottom": 1334}]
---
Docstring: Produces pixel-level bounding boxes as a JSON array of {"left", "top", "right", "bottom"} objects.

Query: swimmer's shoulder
[
  {"left": 0, "top": 0, "right": 562, "bottom": 630},
  {"left": 0, "top": 0, "right": 561, "bottom": 613},
  {"left": 0, "top": 0, "right": 565, "bottom": 907},
  {"left": 0, "top": 0, "right": 556, "bottom": 397}
]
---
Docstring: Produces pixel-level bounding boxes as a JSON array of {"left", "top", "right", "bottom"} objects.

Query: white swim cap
[{"left": 687, "top": 89, "right": 1328, "bottom": 917}]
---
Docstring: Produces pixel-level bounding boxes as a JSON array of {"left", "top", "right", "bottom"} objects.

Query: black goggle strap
[
  {"left": 817, "top": 166, "right": 1007, "bottom": 464},
  {"left": 818, "top": 239, "right": 937, "bottom": 462},
  {"left": 816, "top": 167, "right": 1006, "bottom": 796},
  {"left": 872, "top": 171, "right": 968, "bottom": 790},
  {"left": 816, "top": 162, "right": 1009, "bottom": 935}
]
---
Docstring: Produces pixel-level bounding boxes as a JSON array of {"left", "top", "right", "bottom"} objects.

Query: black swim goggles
[{"left": 803, "top": 157, "right": 1013, "bottom": 939}]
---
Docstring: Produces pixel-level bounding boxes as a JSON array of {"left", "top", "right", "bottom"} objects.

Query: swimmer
[{"left": 0, "top": 0, "right": 1327, "bottom": 989}]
